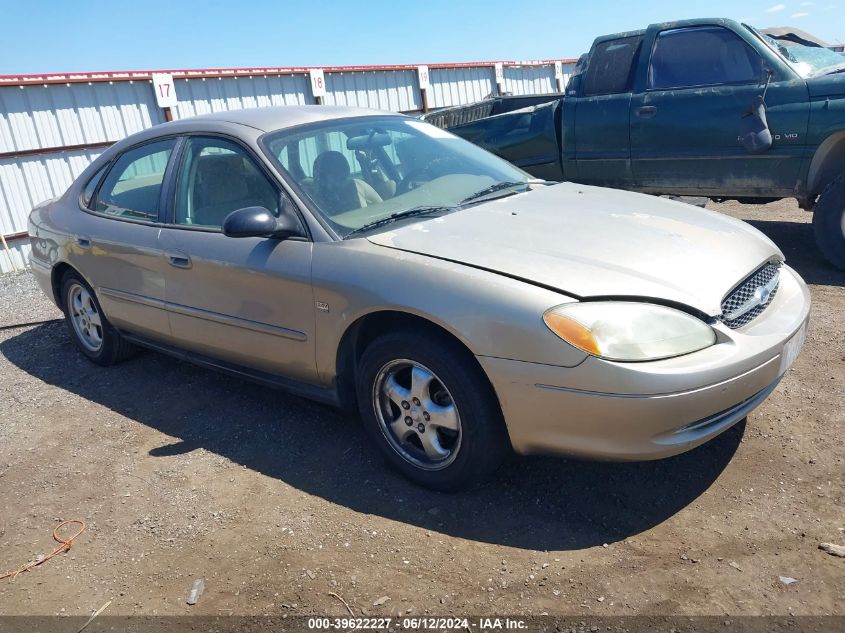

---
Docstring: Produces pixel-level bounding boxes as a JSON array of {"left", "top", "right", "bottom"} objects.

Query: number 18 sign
[{"left": 152, "top": 73, "right": 178, "bottom": 108}]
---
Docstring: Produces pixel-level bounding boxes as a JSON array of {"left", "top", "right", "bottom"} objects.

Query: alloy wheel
[
  {"left": 372, "top": 359, "right": 462, "bottom": 470},
  {"left": 68, "top": 283, "right": 103, "bottom": 352}
]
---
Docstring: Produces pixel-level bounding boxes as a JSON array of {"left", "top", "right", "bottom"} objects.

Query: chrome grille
[{"left": 720, "top": 262, "right": 782, "bottom": 329}]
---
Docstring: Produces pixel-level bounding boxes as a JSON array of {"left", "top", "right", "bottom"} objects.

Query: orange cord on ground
[{"left": 0, "top": 519, "right": 86, "bottom": 580}]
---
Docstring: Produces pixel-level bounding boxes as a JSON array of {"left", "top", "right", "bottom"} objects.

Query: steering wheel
[{"left": 396, "top": 167, "right": 435, "bottom": 195}]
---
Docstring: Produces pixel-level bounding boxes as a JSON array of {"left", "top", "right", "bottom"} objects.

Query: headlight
[{"left": 543, "top": 301, "right": 716, "bottom": 362}]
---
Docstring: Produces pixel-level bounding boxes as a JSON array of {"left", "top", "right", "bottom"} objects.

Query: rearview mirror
[
  {"left": 222, "top": 206, "right": 302, "bottom": 239},
  {"left": 347, "top": 132, "right": 392, "bottom": 150}
]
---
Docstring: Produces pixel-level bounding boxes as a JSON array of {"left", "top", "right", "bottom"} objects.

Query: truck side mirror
[{"left": 740, "top": 95, "right": 773, "bottom": 154}]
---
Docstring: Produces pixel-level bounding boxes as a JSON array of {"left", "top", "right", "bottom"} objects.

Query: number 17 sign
[{"left": 152, "top": 73, "right": 178, "bottom": 108}]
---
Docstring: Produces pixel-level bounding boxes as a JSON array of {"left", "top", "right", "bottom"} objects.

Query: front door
[
  {"left": 158, "top": 135, "right": 317, "bottom": 382},
  {"left": 630, "top": 25, "right": 809, "bottom": 196}
]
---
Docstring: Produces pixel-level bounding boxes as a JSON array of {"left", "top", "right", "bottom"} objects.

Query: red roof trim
[{"left": 0, "top": 59, "right": 579, "bottom": 86}]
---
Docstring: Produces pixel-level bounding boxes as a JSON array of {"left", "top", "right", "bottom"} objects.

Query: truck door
[
  {"left": 630, "top": 25, "right": 809, "bottom": 197},
  {"left": 570, "top": 35, "right": 643, "bottom": 186}
]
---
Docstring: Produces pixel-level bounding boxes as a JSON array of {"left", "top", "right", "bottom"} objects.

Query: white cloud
[
  {"left": 791, "top": 10, "right": 810, "bottom": 15},
  {"left": 824, "top": 3, "right": 837, "bottom": 8},
  {"left": 766, "top": 3, "right": 786, "bottom": 11}
]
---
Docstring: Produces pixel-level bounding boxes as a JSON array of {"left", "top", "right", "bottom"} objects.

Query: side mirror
[
  {"left": 222, "top": 206, "right": 302, "bottom": 239},
  {"left": 740, "top": 95, "right": 773, "bottom": 154}
]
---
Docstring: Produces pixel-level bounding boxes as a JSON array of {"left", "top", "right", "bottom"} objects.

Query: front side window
[
  {"left": 95, "top": 139, "right": 175, "bottom": 221},
  {"left": 264, "top": 116, "right": 530, "bottom": 238},
  {"left": 583, "top": 36, "right": 643, "bottom": 96},
  {"left": 649, "top": 26, "right": 763, "bottom": 90},
  {"left": 174, "top": 137, "right": 279, "bottom": 229}
]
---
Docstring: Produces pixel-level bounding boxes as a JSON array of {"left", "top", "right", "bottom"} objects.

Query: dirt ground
[{"left": 0, "top": 199, "right": 842, "bottom": 621}]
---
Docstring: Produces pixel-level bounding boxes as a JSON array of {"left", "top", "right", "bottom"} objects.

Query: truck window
[
  {"left": 582, "top": 36, "right": 643, "bottom": 96},
  {"left": 649, "top": 26, "right": 763, "bottom": 90}
]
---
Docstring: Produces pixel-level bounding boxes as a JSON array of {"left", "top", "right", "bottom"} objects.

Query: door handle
[
  {"left": 166, "top": 250, "right": 192, "bottom": 269},
  {"left": 77, "top": 237, "right": 91, "bottom": 249},
  {"left": 636, "top": 106, "right": 657, "bottom": 119}
]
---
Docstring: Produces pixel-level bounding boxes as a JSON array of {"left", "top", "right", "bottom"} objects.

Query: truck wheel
[
  {"left": 813, "top": 174, "right": 845, "bottom": 270},
  {"left": 356, "top": 328, "right": 510, "bottom": 491},
  {"left": 61, "top": 271, "right": 135, "bottom": 365}
]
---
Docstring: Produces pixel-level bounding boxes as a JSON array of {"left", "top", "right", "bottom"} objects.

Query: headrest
[
  {"left": 313, "top": 151, "right": 350, "bottom": 183},
  {"left": 195, "top": 154, "right": 248, "bottom": 203}
]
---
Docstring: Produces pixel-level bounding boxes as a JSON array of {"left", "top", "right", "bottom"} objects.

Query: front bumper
[{"left": 479, "top": 265, "right": 811, "bottom": 460}]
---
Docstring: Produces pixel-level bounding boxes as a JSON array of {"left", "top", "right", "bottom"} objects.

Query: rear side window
[
  {"left": 94, "top": 139, "right": 176, "bottom": 221},
  {"left": 583, "top": 36, "right": 643, "bottom": 96},
  {"left": 81, "top": 164, "right": 108, "bottom": 208},
  {"left": 649, "top": 26, "right": 763, "bottom": 90}
]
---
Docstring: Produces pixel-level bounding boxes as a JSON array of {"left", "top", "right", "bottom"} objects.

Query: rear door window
[
  {"left": 583, "top": 36, "right": 643, "bottom": 96},
  {"left": 95, "top": 139, "right": 176, "bottom": 221},
  {"left": 648, "top": 26, "right": 763, "bottom": 90}
]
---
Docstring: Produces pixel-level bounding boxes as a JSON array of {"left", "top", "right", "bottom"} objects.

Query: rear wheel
[
  {"left": 61, "top": 271, "right": 135, "bottom": 365},
  {"left": 356, "top": 329, "right": 510, "bottom": 491},
  {"left": 813, "top": 173, "right": 845, "bottom": 270}
]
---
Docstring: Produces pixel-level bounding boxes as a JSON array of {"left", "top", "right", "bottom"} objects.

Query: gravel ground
[
  {"left": 0, "top": 270, "right": 62, "bottom": 328},
  {"left": 0, "top": 199, "right": 842, "bottom": 622}
]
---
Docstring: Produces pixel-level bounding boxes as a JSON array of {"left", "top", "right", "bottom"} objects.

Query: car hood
[
  {"left": 366, "top": 183, "right": 782, "bottom": 316},
  {"left": 806, "top": 72, "right": 845, "bottom": 97}
]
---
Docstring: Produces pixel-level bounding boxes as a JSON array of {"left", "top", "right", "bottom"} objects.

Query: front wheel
[
  {"left": 813, "top": 174, "right": 845, "bottom": 270},
  {"left": 356, "top": 329, "right": 510, "bottom": 491}
]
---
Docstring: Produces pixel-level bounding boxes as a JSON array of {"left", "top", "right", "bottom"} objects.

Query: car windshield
[
  {"left": 262, "top": 116, "right": 532, "bottom": 238},
  {"left": 746, "top": 25, "right": 845, "bottom": 77}
]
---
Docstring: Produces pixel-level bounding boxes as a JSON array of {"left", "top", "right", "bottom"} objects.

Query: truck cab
[{"left": 433, "top": 18, "right": 845, "bottom": 268}]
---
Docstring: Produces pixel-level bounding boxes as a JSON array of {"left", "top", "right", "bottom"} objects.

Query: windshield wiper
[
  {"left": 344, "top": 206, "right": 456, "bottom": 238},
  {"left": 460, "top": 181, "right": 529, "bottom": 204},
  {"left": 459, "top": 179, "right": 554, "bottom": 204}
]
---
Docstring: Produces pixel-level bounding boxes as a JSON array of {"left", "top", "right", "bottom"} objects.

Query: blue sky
[{"left": 1, "top": 0, "right": 842, "bottom": 74}]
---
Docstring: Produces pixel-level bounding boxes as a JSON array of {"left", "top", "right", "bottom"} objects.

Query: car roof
[
  {"left": 592, "top": 17, "right": 741, "bottom": 46},
  {"left": 187, "top": 105, "right": 401, "bottom": 132},
  {"left": 100, "top": 105, "right": 408, "bottom": 156}
]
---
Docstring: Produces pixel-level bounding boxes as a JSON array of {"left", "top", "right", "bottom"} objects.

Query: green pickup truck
[{"left": 425, "top": 18, "right": 845, "bottom": 269}]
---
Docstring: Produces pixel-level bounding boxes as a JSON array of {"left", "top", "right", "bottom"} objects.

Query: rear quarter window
[{"left": 81, "top": 164, "right": 108, "bottom": 208}]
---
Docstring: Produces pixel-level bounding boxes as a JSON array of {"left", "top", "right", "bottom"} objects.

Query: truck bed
[{"left": 423, "top": 96, "right": 564, "bottom": 181}]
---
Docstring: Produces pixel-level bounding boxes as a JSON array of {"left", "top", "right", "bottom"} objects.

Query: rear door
[
  {"left": 157, "top": 135, "right": 317, "bottom": 382},
  {"left": 73, "top": 138, "right": 177, "bottom": 342},
  {"left": 570, "top": 35, "right": 643, "bottom": 186},
  {"left": 630, "top": 25, "right": 809, "bottom": 196}
]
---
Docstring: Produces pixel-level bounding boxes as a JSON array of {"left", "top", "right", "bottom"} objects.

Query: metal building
[{"left": 0, "top": 59, "right": 574, "bottom": 273}]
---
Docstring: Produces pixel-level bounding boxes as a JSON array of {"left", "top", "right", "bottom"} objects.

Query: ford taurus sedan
[{"left": 28, "top": 106, "right": 810, "bottom": 490}]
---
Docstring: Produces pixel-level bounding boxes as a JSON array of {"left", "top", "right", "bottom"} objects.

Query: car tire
[
  {"left": 61, "top": 271, "right": 135, "bottom": 365},
  {"left": 813, "top": 173, "right": 845, "bottom": 270},
  {"left": 356, "top": 328, "right": 510, "bottom": 491}
]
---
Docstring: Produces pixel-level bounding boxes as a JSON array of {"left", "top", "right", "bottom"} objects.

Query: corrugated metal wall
[
  {"left": 171, "top": 74, "right": 310, "bottom": 119},
  {"left": 428, "top": 67, "right": 496, "bottom": 108},
  {"left": 324, "top": 70, "right": 421, "bottom": 112},
  {"left": 0, "top": 81, "right": 164, "bottom": 153},
  {"left": 503, "top": 65, "right": 558, "bottom": 96},
  {"left": 0, "top": 60, "right": 574, "bottom": 273}
]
